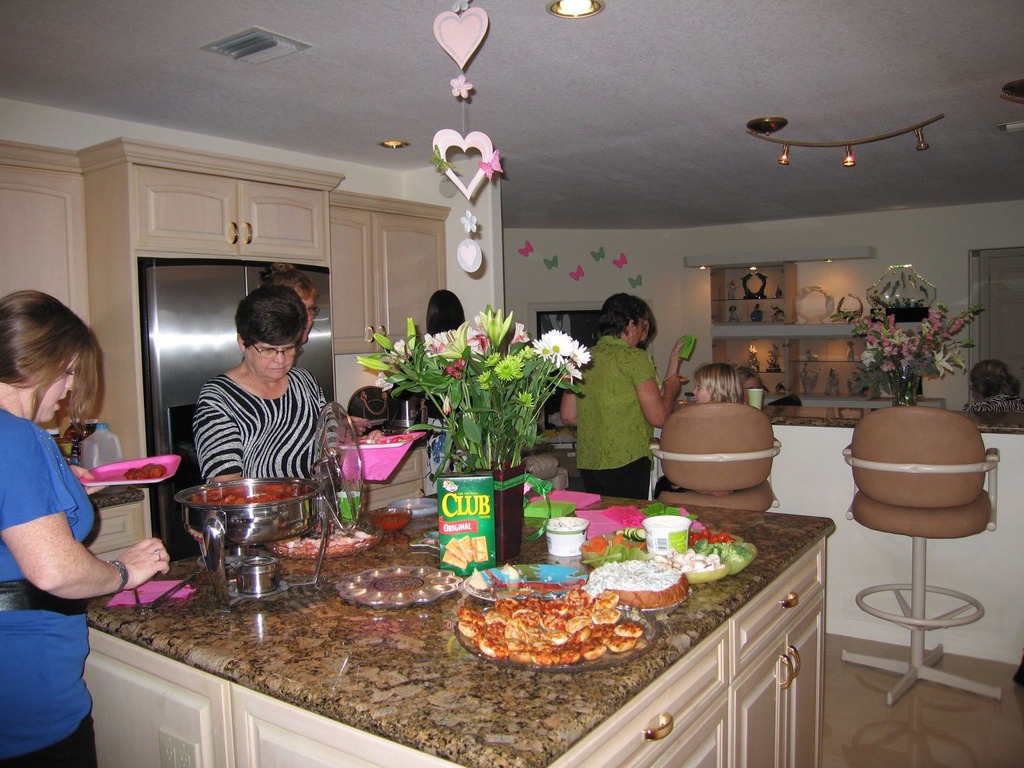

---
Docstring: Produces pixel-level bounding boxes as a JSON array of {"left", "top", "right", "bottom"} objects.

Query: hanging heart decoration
[
  {"left": 432, "top": 129, "right": 494, "bottom": 201},
  {"left": 457, "top": 239, "right": 483, "bottom": 273},
  {"left": 433, "top": 7, "right": 489, "bottom": 70}
]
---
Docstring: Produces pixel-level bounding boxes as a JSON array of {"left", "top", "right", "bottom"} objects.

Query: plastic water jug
[{"left": 80, "top": 423, "right": 123, "bottom": 469}]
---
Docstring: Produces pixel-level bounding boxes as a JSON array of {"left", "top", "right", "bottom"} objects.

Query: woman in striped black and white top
[
  {"left": 963, "top": 359, "right": 1024, "bottom": 414},
  {"left": 193, "top": 285, "right": 326, "bottom": 481}
]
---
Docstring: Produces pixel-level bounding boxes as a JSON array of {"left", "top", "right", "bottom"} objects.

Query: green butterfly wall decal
[
  {"left": 590, "top": 246, "right": 606, "bottom": 261},
  {"left": 544, "top": 255, "right": 559, "bottom": 270},
  {"left": 629, "top": 274, "right": 643, "bottom": 288}
]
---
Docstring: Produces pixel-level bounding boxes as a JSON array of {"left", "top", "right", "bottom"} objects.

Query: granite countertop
[
  {"left": 90, "top": 486, "right": 145, "bottom": 509},
  {"left": 87, "top": 500, "right": 833, "bottom": 768},
  {"left": 766, "top": 405, "right": 1024, "bottom": 434}
]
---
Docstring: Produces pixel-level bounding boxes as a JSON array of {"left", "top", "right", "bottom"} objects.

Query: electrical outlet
[{"left": 158, "top": 728, "right": 201, "bottom": 768}]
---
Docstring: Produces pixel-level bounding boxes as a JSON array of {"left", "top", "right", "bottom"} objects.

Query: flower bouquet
[
  {"left": 356, "top": 307, "right": 591, "bottom": 472},
  {"left": 836, "top": 302, "right": 982, "bottom": 405}
]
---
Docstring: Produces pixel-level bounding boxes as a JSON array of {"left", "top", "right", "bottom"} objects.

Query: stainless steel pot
[
  {"left": 177, "top": 478, "right": 322, "bottom": 546},
  {"left": 175, "top": 478, "right": 323, "bottom": 605}
]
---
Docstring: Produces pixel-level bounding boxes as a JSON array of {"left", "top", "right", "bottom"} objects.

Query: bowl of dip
[{"left": 546, "top": 516, "right": 591, "bottom": 557}]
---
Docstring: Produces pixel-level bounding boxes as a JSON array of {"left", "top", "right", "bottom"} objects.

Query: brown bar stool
[
  {"left": 651, "top": 402, "right": 781, "bottom": 512},
  {"left": 841, "top": 406, "right": 1000, "bottom": 705}
]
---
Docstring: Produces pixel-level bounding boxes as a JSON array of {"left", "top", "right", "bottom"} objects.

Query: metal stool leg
[{"left": 842, "top": 537, "right": 1001, "bottom": 705}]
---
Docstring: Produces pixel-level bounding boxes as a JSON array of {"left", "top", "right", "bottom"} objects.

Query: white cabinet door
[
  {"left": 85, "top": 631, "right": 234, "bottom": 768},
  {"left": 135, "top": 167, "right": 328, "bottom": 263},
  {"left": 0, "top": 162, "right": 88, "bottom": 317},
  {"left": 329, "top": 206, "right": 377, "bottom": 353},
  {"left": 376, "top": 212, "right": 446, "bottom": 341},
  {"left": 329, "top": 203, "right": 447, "bottom": 354},
  {"left": 731, "top": 636, "right": 786, "bottom": 768},
  {"left": 729, "top": 545, "right": 825, "bottom": 768},
  {"left": 239, "top": 180, "right": 328, "bottom": 263},
  {"left": 784, "top": 593, "right": 824, "bottom": 768},
  {"left": 86, "top": 500, "right": 151, "bottom": 559},
  {"left": 231, "top": 685, "right": 454, "bottom": 768},
  {"left": 135, "top": 165, "right": 238, "bottom": 255}
]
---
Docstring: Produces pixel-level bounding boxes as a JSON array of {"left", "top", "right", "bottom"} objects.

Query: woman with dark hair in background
[
  {"left": 424, "top": 290, "right": 466, "bottom": 479},
  {"left": 963, "top": 358, "right": 1024, "bottom": 413},
  {"left": 426, "top": 289, "right": 465, "bottom": 335},
  {"left": 561, "top": 293, "right": 685, "bottom": 499},
  {"left": 261, "top": 262, "right": 320, "bottom": 344},
  {"left": 0, "top": 290, "right": 169, "bottom": 766},
  {"left": 193, "top": 285, "right": 326, "bottom": 481}
]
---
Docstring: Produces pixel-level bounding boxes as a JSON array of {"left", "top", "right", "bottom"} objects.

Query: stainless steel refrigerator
[{"left": 138, "top": 258, "right": 334, "bottom": 559}]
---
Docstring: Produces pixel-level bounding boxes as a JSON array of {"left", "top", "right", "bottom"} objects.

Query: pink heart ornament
[
  {"left": 457, "top": 239, "right": 483, "bottom": 273},
  {"left": 433, "top": 8, "right": 489, "bottom": 70},
  {"left": 432, "top": 129, "right": 494, "bottom": 201}
]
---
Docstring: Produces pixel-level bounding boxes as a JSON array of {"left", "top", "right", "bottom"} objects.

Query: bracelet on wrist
[{"left": 108, "top": 559, "right": 129, "bottom": 592}]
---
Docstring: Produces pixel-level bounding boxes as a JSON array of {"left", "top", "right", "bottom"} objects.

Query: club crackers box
[{"left": 437, "top": 473, "right": 496, "bottom": 576}]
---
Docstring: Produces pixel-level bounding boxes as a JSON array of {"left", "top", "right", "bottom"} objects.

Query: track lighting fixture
[
  {"left": 746, "top": 114, "right": 944, "bottom": 167},
  {"left": 1001, "top": 79, "right": 1024, "bottom": 105}
]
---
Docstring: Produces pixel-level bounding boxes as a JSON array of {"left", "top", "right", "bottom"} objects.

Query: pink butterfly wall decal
[
  {"left": 570, "top": 265, "right": 585, "bottom": 281},
  {"left": 613, "top": 252, "right": 628, "bottom": 268},
  {"left": 518, "top": 241, "right": 533, "bottom": 257},
  {"left": 544, "top": 255, "right": 559, "bottom": 269},
  {"left": 479, "top": 150, "right": 503, "bottom": 180}
]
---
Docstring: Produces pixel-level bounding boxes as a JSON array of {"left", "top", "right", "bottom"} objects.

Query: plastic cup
[
  {"left": 546, "top": 517, "right": 590, "bottom": 557},
  {"left": 643, "top": 516, "right": 693, "bottom": 555},
  {"left": 746, "top": 387, "right": 765, "bottom": 409}
]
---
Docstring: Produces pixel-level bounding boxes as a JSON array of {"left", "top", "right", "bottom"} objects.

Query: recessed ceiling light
[
  {"left": 548, "top": 1, "right": 604, "bottom": 19},
  {"left": 379, "top": 140, "right": 409, "bottom": 149}
]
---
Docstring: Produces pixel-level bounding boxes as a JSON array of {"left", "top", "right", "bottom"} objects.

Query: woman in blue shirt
[{"left": 0, "top": 291, "right": 171, "bottom": 766}]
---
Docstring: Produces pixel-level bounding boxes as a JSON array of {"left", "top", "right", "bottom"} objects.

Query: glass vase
[{"left": 888, "top": 365, "right": 921, "bottom": 406}]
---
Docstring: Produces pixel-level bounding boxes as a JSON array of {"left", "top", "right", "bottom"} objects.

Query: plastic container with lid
[{"left": 79, "top": 423, "right": 123, "bottom": 469}]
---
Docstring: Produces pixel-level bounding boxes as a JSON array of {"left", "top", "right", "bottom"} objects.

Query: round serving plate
[
  {"left": 456, "top": 603, "right": 658, "bottom": 672},
  {"left": 335, "top": 566, "right": 462, "bottom": 608}
]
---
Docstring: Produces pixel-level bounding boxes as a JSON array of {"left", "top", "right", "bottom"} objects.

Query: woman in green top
[{"left": 560, "top": 293, "right": 684, "bottom": 499}]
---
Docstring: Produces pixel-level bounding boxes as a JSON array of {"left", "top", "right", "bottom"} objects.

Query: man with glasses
[{"left": 193, "top": 285, "right": 326, "bottom": 481}]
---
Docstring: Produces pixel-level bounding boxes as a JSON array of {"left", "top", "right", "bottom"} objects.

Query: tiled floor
[{"left": 822, "top": 634, "right": 1024, "bottom": 768}]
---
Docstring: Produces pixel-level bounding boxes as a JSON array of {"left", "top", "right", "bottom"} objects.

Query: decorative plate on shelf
[{"left": 795, "top": 286, "right": 836, "bottom": 323}]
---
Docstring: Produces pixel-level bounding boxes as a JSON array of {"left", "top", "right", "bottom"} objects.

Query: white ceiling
[{"left": 2, "top": 0, "right": 1023, "bottom": 230}]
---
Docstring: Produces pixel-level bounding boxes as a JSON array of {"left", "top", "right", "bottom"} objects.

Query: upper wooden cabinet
[
  {"left": 329, "top": 191, "right": 449, "bottom": 354},
  {"left": 135, "top": 166, "right": 329, "bottom": 263},
  {"left": 0, "top": 141, "right": 89, "bottom": 318}
]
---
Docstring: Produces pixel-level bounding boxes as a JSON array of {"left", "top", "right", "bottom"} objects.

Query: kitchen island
[{"left": 86, "top": 500, "right": 833, "bottom": 768}]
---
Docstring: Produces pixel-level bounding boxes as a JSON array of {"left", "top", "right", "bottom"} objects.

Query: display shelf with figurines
[{"left": 709, "top": 264, "right": 796, "bottom": 326}]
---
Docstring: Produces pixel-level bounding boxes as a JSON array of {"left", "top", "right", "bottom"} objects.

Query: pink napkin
[
  {"left": 526, "top": 489, "right": 602, "bottom": 509},
  {"left": 575, "top": 506, "right": 646, "bottom": 537},
  {"left": 106, "top": 580, "right": 197, "bottom": 607},
  {"left": 359, "top": 432, "right": 425, "bottom": 481}
]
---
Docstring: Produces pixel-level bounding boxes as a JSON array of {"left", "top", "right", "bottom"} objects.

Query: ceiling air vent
[{"left": 202, "top": 27, "right": 311, "bottom": 64}]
